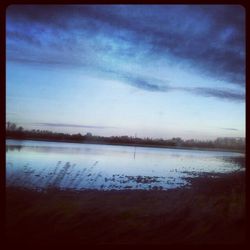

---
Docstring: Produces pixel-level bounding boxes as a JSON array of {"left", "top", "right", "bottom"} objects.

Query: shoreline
[
  {"left": 6, "top": 171, "right": 245, "bottom": 245},
  {"left": 6, "top": 137, "right": 245, "bottom": 154}
]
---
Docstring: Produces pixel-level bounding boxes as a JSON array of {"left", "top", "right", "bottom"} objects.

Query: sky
[{"left": 6, "top": 5, "right": 245, "bottom": 140}]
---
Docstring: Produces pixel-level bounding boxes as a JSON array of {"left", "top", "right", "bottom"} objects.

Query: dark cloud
[
  {"left": 119, "top": 75, "right": 170, "bottom": 92},
  {"left": 95, "top": 67, "right": 175, "bottom": 92},
  {"left": 189, "top": 87, "right": 245, "bottom": 101},
  {"left": 7, "top": 55, "right": 85, "bottom": 68},
  {"left": 6, "top": 5, "right": 245, "bottom": 100},
  {"left": 8, "top": 53, "right": 243, "bottom": 102},
  {"left": 7, "top": 5, "right": 245, "bottom": 86},
  {"left": 107, "top": 68, "right": 245, "bottom": 101},
  {"left": 33, "top": 123, "right": 117, "bottom": 129},
  {"left": 123, "top": 76, "right": 244, "bottom": 102},
  {"left": 219, "top": 127, "right": 239, "bottom": 131},
  {"left": 102, "top": 69, "right": 245, "bottom": 101},
  {"left": 126, "top": 78, "right": 167, "bottom": 92},
  {"left": 7, "top": 30, "right": 42, "bottom": 46}
]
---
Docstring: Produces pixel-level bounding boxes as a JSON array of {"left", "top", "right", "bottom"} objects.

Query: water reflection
[{"left": 6, "top": 139, "right": 244, "bottom": 191}]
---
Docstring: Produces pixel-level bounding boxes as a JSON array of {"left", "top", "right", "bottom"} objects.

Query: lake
[{"left": 6, "top": 139, "right": 244, "bottom": 191}]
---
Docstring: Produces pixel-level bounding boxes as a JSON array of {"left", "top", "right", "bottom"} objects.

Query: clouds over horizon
[
  {"left": 30, "top": 122, "right": 118, "bottom": 130},
  {"left": 220, "top": 127, "right": 239, "bottom": 131},
  {"left": 6, "top": 5, "right": 245, "bottom": 103}
]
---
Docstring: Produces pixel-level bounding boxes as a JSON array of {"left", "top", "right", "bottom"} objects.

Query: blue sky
[{"left": 6, "top": 5, "right": 245, "bottom": 140}]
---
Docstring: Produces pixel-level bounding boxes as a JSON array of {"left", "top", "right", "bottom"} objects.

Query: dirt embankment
[{"left": 5, "top": 170, "right": 245, "bottom": 246}]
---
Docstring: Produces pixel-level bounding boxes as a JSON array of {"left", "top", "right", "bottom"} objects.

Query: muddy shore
[{"left": 5, "top": 170, "right": 245, "bottom": 246}]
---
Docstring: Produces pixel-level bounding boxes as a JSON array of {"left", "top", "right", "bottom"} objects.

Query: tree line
[{"left": 6, "top": 122, "right": 245, "bottom": 150}]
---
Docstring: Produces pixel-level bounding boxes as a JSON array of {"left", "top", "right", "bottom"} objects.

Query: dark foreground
[{"left": 5, "top": 171, "right": 245, "bottom": 246}]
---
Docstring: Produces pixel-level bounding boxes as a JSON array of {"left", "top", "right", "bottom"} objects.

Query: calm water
[{"left": 6, "top": 139, "right": 244, "bottom": 191}]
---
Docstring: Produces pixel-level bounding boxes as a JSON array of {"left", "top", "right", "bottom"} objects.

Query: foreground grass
[{"left": 5, "top": 171, "right": 245, "bottom": 246}]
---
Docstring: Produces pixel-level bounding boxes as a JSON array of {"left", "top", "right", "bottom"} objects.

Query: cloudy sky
[{"left": 6, "top": 5, "right": 245, "bottom": 140}]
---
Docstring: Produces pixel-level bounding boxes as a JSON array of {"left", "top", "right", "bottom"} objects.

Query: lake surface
[{"left": 6, "top": 139, "right": 244, "bottom": 191}]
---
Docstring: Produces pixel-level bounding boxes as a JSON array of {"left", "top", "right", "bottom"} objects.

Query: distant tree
[
  {"left": 10, "top": 123, "right": 17, "bottom": 131},
  {"left": 86, "top": 132, "right": 92, "bottom": 138},
  {"left": 17, "top": 126, "right": 23, "bottom": 132},
  {"left": 171, "top": 137, "right": 183, "bottom": 146}
]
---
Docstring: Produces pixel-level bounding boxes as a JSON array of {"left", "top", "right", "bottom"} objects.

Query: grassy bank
[{"left": 5, "top": 171, "right": 245, "bottom": 246}]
